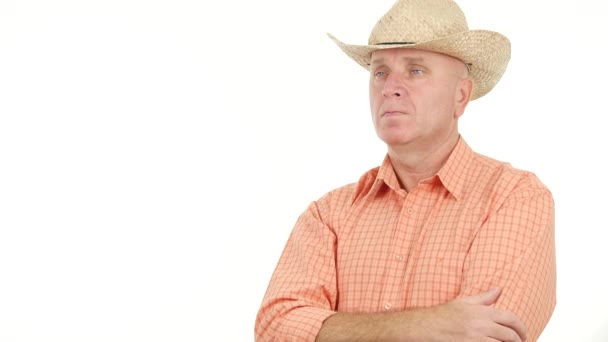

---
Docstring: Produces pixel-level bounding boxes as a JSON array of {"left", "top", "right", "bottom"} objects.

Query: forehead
[{"left": 370, "top": 48, "right": 460, "bottom": 66}]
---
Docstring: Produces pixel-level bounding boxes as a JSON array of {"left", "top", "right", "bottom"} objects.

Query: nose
[{"left": 382, "top": 73, "right": 407, "bottom": 98}]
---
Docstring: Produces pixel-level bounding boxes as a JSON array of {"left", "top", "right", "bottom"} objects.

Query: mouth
[{"left": 382, "top": 111, "right": 407, "bottom": 117}]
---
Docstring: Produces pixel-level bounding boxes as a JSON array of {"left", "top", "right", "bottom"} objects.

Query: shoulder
[
  {"left": 473, "top": 152, "right": 548, "bottom": 189},
  {"left": 310, "top": 165, "right": 381, "bottom": 225},
  {"left": 469, "top": 151, "right": 553, "bottom": 208}
]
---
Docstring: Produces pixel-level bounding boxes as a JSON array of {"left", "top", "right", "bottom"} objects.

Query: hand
[
  {"left": 316, "top": 288, "right": 527, "bottom": 342},
  {"left": 407, "top": 288, "right": 527, "bottom": 342}
]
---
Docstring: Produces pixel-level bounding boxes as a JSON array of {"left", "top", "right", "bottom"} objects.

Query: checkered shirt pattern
[{"left": 255, "top": 138, "right": 556, "bottom": 341}]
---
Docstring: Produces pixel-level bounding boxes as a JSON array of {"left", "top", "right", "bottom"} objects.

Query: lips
[{"left": 382, "top": 111, "right": 407, "bottom": 117}]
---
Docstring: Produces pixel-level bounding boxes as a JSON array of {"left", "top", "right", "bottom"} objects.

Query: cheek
[
  {"left": 369, "top": 95, "right": 378, "bottom": 113},
  {"left": 369, "top": 82, "right": 385, "bottom": 103},
  {"left": 369, "top": 91, "right": 382, "bottom": 118}
]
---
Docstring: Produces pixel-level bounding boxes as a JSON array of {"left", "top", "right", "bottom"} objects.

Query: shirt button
[
  {"left": 407, "top": 207, "right": 414, "bottom": 215},
  {"left": 384, "top": 302, "right": 392, "bottom": 310},
  {"left": 394, "top": 254, "right": 403, "bottom": 261}
]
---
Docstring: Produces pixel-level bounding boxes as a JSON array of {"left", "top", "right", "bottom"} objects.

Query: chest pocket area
[{"left": 404, "top": 223, "right": 473, "bottom": 307}]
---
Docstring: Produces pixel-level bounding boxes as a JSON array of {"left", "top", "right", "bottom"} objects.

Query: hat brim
[{"left": 328, "top": 30, "right": 510, "bottom": 100}]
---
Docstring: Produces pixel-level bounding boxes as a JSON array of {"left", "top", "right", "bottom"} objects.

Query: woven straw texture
[{"left": 328, "top": 0, "right": 510, "bottom": 100}]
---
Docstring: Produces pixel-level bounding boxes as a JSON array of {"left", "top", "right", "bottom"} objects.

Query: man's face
[{"left": 369, "top": 48, "right": 472, "bottom": 150}]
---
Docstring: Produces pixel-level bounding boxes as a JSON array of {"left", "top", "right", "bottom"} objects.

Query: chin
[
  {"left": 379, "top": 135, "right": 414, "bottom": 147},
  {"left": 378, "top": 129, "right": 415, "bottom": 146}
]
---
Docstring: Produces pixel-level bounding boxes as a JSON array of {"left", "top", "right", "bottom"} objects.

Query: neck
[{"left": 388, "top": 133, "right": 460, "bottom": 192}]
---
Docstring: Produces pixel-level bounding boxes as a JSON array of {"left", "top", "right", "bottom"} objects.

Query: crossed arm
[
  {"left": 316, "top": 288, "right": 527, "bottom": 342},
  {"left": 255, "top": 186, "right": 556, "bottom": 342}
]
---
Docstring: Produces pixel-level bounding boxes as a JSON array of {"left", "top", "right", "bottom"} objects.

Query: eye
[
  {"left": 374, "top": 71, "right": 387, "bottom": 78},
  {"left": 411, "top": 69, "right": 424, "bottom": 75}
]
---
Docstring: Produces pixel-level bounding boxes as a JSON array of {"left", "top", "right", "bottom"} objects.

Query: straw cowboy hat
[{"left": 328, "top": 0, "right": 510, "bottom": 100}]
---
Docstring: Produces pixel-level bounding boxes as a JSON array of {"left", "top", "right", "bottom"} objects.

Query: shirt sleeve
[
  {"left": 255, "top": 199, "right": 338, "bottom": 342},
  {"left": 460, "top": 174, "right": 556, "bottom": 341}
]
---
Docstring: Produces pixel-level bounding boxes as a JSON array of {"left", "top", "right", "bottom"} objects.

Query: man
[{"left": 255, "top": 0, "right": 556, "bottom": 341}]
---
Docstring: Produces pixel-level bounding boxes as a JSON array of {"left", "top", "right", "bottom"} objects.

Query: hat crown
[{"left": 368, "top": 0, "right": 468, "bottom": 45}]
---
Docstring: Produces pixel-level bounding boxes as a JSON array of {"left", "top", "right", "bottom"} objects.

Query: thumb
[{"left": 460, "top": 288, "right": 501, "bottom": 305}]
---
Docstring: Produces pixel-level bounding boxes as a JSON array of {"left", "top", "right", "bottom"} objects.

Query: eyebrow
[{"left": 370, "top": 56, "right": 426, "bottom": 67}]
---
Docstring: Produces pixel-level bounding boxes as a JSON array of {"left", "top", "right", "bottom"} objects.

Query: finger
[
  {"left": 487, "top": 323, "right": 524, "bottom": 342},
  {"left": 492, "top": 309, "right": 528, "bottom": 342},
  {"left": 483, "top": 337, "right": 508, "bottom": 342},
  {"left": 460, "top": 288, "right": 501, "bottom": 305}
]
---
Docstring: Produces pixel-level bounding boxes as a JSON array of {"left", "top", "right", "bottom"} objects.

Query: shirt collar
[
  {"left": 374, "top": 155, "right": 403, "bottom": 194},
  {"left": 371, "top": 137, "right": 474, "bottom": 200},
  {"left": 435, "top": 137, "right": 474, "bottom": 200}
]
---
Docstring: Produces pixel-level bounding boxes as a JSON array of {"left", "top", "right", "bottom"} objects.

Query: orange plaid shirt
[{"left": 255, "top": 138, "right": 556, "bottom": 341}]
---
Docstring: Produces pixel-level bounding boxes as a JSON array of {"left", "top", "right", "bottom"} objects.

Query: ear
[{"left": 454, "top": 78, "right": 473, "bottom": 119}]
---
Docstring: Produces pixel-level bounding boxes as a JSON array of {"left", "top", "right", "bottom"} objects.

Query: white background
[{"left": 0, "top": 0, "right": 606, "bottom": 341}]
